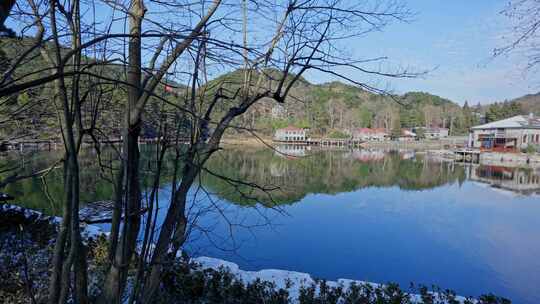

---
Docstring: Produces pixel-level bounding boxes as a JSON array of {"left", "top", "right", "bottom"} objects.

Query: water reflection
[
  {"left": 202, "top": 147, "right": 469, "bottom": 206},
  {"left": 2, "top": 146, "right": 540, "bottom": 303},
  {"left": 467, "top": 164, "right": 540, "bottom": 195},
  {"left": 2, "top": 145, "right": 540, "bottom": 214}
]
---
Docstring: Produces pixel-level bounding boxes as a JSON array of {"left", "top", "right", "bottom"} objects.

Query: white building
[
  {"left": 274, "top": 126, "right": 308, "bottom": 142},
  {"left": 423, "top": 127, "right": 449, "bottom": 139},
  {"left": 469, "top": 114, "right": 540, "bottom": 152},
  {"left": 274, "top": 144, "right": 309, "bottom": 158},
  {"left": 352, "top": 128, "right": 388, "bottom": 141}
]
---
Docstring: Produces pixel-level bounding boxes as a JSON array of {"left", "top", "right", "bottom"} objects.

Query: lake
[{"left": 2, "top": 145, "right": 540, "bottom": 303}]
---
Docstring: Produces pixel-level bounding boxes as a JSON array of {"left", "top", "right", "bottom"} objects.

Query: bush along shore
[{"left": 0, "top": 204, "right": 511, "bottom": 304}]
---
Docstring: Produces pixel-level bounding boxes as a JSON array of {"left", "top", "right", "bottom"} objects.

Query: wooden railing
[{"left": 480, "top": 146, "right": 518, "bottom": 153}]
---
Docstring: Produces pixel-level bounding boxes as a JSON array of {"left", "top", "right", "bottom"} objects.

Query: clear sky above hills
[{"left": 307, "top": 0, "right": 540, "bottom": 105}]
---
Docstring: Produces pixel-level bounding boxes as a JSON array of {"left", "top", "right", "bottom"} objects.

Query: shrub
[
  {"left": 161, "top": 260, "right": 513, "bottom": 304},
  {"left": 522, "top": 144, "right": 539, "bottom": 154},
  {"left": 327, "top": 130, "right": 349, "bottom": 139}
]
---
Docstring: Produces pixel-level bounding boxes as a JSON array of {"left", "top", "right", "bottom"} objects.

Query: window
[
  {"left": 523, "top": 134, "right": 527, "bottom": 144},
  {"left": 536, "top": 134, "right": 540, "bottom": 143}
]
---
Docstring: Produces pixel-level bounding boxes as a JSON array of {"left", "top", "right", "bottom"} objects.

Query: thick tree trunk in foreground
[
  {"left": 0, "top": 0, "right": 16, "bottom": 30},
  {"left": 100, "top": 1, "right": 144, "bottom": 302}
]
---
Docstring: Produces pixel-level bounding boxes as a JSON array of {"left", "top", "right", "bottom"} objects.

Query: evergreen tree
[
  {"left": 462, "top": 101, "right": 474, "bottom": 129},
  {"left": 486, "top": 103, "right": 501, "bottom": 122}
]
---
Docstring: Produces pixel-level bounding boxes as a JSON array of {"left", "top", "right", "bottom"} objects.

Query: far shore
[
  {"left": 221, "top": 135, "right": 469, "bottom": 151},
  {"left": 360, "top": 136, "right": 468, "bottom": 150},
  {"left": 221, "top": 136, "right": 275, "bottom": 147}
]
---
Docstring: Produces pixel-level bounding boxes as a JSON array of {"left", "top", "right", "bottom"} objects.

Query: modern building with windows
[
  {"left": 469, "top": 114, "right": 540, "bottom": 152},
  {"left": 415, "top": 127, "right": 449, "bottom": 139}
]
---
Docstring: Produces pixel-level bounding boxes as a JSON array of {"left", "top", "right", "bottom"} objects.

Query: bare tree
[
  {"left": 496, "top": 0, "right": 540, "bottom": 72},
  {"left": 0, "top": 0, "right": 16, "bottom": 36},
  {"left": 1, "top": 1, "right": 418, "bottom": 303}
]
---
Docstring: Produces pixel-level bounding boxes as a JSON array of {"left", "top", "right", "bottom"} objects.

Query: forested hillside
[
  {"left": 472, "top": 93, "right": 540, "bottom": 124},
  {"left": 1, "top": 39, "right": 517, "bottom": 141},
  {"left": 0, "top": 38, "right": 178, "bottom": 142},
  {"left": 506, "top": 93, "right": 540, "bottom": 116},
  {"left": 224, "top": 71, "right": 478, "bottom": 136}
]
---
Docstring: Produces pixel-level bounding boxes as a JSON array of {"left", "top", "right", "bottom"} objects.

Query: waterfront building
[
  {"left": 274, "top": 126, "right": 308, "bottom": 142},
  {"left": 352, "top": 128, "right": 388, "bottom": 141},
  {"left": 415, "top": 127, "right": 449, "bottom": 139},
  {"left": 469, "top": 114, "right": 540, "bottom": 152}
]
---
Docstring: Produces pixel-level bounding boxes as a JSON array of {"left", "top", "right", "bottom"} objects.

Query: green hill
[
  {"left": 473, "top": 92, "right": 540, "bottom": 123},
  {"left": 510, "top": 92, "right": 540, "bottom": 115},
  {"left": 212, "top": 71, "right": 472, "bottom": 136},
  {"left": 1, "top": 39, "right": 476, "bottom": 140}
]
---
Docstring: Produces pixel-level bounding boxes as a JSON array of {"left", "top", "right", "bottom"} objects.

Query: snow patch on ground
[
  {"left": 0, "top": 203, "right": 105, "bottom": 239},
  {"left": 192, "top": 256, "right": 474, "bottom": 304},
  {"left": 2, "top": 204, "right": 476, "bottom": 304}
]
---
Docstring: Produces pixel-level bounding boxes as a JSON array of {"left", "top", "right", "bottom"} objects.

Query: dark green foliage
[
  {"left": 299, "top": 280, "right": 344, "bottom": 304},
  {"left": 508, "top": 92, "right": 540, "bottom": 115},
  {"left": 477, "top": 294, "right": 512, "bottom": 304},
  {"left": 461, "top": 101, "right": 477, "bottom": 132},
  {"left": 161, "top": 260, "right": 290, "bottom": 304},
  {"left": 327, "top": 129, "right": 349, "bottom": 139},
  {"left": 484, "top": 101, "right": 523, "bottom": 123},
  {"left": 523, "top": 144, "right": 539, "bottom": 154},
  {"left": 415, "top": 128, "right": 426, "bottom": 139},
  {"left": 161, "top": 263, "right": 514, "bottom": 304}
]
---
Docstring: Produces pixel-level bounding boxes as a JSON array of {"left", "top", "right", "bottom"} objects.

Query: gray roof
[{"left": 471, "top": 115, "right": 540, "bottom": 130}]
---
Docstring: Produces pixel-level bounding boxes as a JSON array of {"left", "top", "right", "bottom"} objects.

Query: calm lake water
[{"left": 2, "top": 145, "right": 540, "bottom": 303}]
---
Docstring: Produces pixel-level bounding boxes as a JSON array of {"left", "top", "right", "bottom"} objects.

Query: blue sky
[
  {"left": 7, "top": 0, "right": 536, "bottom": 105},
  {"left": 307, "top": 0, "right": 539, "bottom": 105}
]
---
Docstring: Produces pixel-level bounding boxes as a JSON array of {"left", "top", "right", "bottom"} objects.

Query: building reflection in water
[{"left": 467, "top": 164, "right": 540, "bottom": 195}]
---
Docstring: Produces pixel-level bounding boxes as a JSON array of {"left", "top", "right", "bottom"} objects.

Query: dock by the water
[
  {"left": 454, "top": 149, "right": 481, "bottom": 163},
  {"left": 0, "top": 137, "right": 184, "bottom": 152},
  {"left": 273, "top": 138, "right": 364, "bottom": 147},
  {"left": 452, "top": 148, "right": 540, "bottom": 168}
]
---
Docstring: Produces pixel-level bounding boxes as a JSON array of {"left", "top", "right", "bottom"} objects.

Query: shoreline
[
  {"left": 0, "top": 203, "right": 493, "bottom": 304},
  {"left": 360, "top": 137, "right": 467, "bottom": 150},
  {"left": 0, "top": 135, "right": 492, "bottom": 153},
  {"left": 221, "top": 136, "right": 469, "bottom": 150}
]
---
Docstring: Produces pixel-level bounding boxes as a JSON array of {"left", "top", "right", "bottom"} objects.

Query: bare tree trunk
[
  {"left": 44, "top": 0, "right": 88, "bottom": 302},
  {"left": 140, "top": 156, "right": 198, "bottom": 303},
  {"left": 101, "top": 1, "right": 144, "bottom": 302},
  {"left": 0, "top": 0, "right": 15, "bottom": 30}
]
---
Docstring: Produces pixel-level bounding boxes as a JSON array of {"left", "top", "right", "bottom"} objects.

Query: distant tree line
[{"left": 484, "top": 100, "right": 524, "bottom": 122}]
